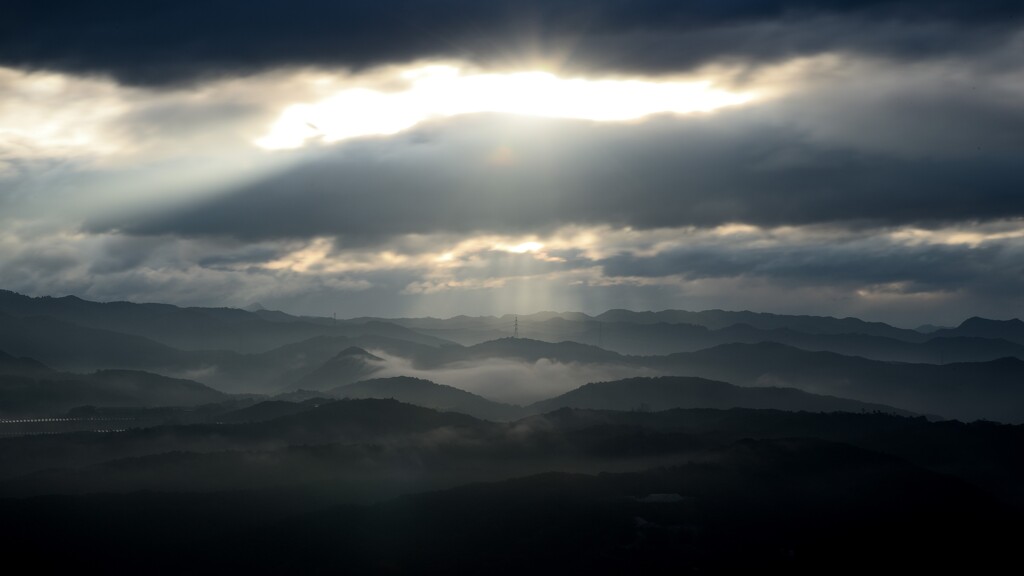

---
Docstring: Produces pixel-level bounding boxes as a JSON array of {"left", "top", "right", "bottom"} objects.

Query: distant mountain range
[
  {"left": 648, "top": 342, "right": 1024, "bottom": 422},
  {"left": 357, "top": 312, "right": 1024, "bottom": 359},
  {"left": 3, "top": 290, "right": 1023, "bottom": 574},
  {"left": 3, "top": 289, "right": 1024, "bottom": 422},
  {"left": 0, "top": 289, "right": 451, "bottom": 354}
]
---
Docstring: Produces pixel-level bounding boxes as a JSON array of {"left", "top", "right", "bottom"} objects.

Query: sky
[{"left": 2, "top": 1, "right": 1023, "bottom": 326}]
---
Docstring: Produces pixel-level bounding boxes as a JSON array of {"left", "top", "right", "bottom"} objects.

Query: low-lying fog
[{"left": 369, "top": 350, "right": 659, "bottom": 405}]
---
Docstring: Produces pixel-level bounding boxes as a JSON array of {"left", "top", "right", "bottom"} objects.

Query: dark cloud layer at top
[{"left": 4, "top": 1, "right": 1024, "bottom": 85}]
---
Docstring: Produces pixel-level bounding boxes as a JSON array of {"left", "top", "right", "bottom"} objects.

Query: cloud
[
  {"left": 4, "top": 1, "right": 1024, "bottom": 85},
  {"left": 101, "top": 70, "right": 1024, "bottom": 242},
  {"left": 597, "top": 230, "right": 1024, "bottom": 297},
  {"left": 3, "top": 9, "right": 1023, "bottom": 326}
]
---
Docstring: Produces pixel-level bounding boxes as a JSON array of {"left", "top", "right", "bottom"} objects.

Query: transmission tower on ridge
[{"left": 514, "top": 314, "right": 519, "bottom": 338}]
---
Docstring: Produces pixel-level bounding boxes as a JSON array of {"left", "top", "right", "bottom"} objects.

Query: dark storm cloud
[
  {"left": 95, "top": 91, "right": 1024, "bottom": 243},
  {"left": 598, "top": 238, "right": 1024, "bottom": 295},
  {"left": 197, "top": 246, "right": 293, "bottom": 270},
  {"left": 4, "top": 1, "right": 1024, "bottom": 85}
]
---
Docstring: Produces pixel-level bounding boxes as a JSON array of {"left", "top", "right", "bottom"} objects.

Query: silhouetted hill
[
  {"left": 199, "top": 332, "right": 464, "bottom": 393},
  {"left": 273, "top": 389, "right": 335, "bottom": 403},
  {"left": 935, "top": 317, "right": 1024, "bottom": 345},
  {"left": 5, "top": 403, "right": 1024, "bottom": 504},
  {"left": 186, "top": 441, "right": 1018, "bottom": 574},
  {"left": 0, "top": 313, "right": 451, "bottom": 394},
  {"left": 527, "top": 376, "right": 914, "bottom": 416},
  {"left": 0, "top": 399, "right": 501, "bottom": 485},
  {"left": 253, "top": 398, "right": 490, "bottom": 441},
  {"left": 917, "top": 336, "right": 1024, "bottom": 363},
  {"left": 217, "top": 399, "right": 325, "bottom": 423},
  {"left": 516, "top": 407, "right": 1024, "bottom": 507},
  {"left": 275, "top": 335, "right": 1024, "bottom": 423},
  {"left": 653, "top": 342, "right": 1024, "bottom": 422},
  {"left": 0, "top": 349, "right": 54, "bottom": 377},
  {"left": 254, "top": 334, "right": 438, "bottom": 386},
  {"left": 2, "top": 432, "right": 1017, "bottom": 574},
  {"left": 332, "top": 336, "right": 1024, "bottom": 422},
  {"left": 712, "top": 324, "right": 1024, "bottom": 363},
  {"left": 0, "top": 367, "right": 226, "bottom": 416},
  {"left": 331, "top": 376, "right": 522, "bottom": 421},
  {"left": 532, "top": 319, "right": 1024, "bottom": 360},
  {"left": 290, "top": 347, "right": 386, "bottom": 390},
  {"left": 0, "top": 311, "right": 198, "bottom": 372}
]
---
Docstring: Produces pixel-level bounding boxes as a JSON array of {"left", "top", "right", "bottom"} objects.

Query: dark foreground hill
[
  {"left": 1, "top": 437, "right": 1017, "bottom": 575},
  {"left": 0, "top": 349, "right": 54, "bottom": 377},
  {"left": 1, "top": 398, "right": 1022, "bottom": 573},
  {"left": 3, "top": 400, "right": 1023, "bottom": 507}
]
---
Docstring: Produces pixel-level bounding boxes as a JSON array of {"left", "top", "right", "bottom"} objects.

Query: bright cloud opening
[
  {"left": 499, "top": 241, "right": 545, "bottom": 254},
  {"left": 256, "top": 64, "right": 754, "bottom": 149}
]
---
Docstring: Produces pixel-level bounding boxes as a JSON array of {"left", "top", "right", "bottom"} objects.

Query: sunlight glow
[
  {"left": 256, "top": 65, "right": 754, "bottom": 149},
  {"left": 499, "top": 241, "right": 545, "bottom": 254},
  {"left": 0, "top": 67, "right": 129, "bottom": 164},
  {"left": 889, "top": 224, "right": 1024, "bottom": 248}
]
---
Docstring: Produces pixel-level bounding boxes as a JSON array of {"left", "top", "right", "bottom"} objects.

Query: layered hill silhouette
[
  {"left": 0, "top": 311, "right": 198, "bottom": 372},
  {"left": 526, "top": 376, "right": 915, "bottom": 417},
  {"left": 650, "top": 342, "right": 1024, "bottom": 422},
  {"left": 933, "top": 317, "right": 1024, "bottom": 345},
  {"left": 5, "top": 440, "right": 1017, "bottom": 574},
  {"left": 216, "top": 398, "right": 327, "bottom": 424},
  {"left": 329, "top": 376, "right": 523, "bottom": 421},
  {"left": 3, "top": 289, "right": 1024, "bottom": 573},
  {"left": 288, "top": 347, "right": 386, "bottom": 390},
  {"left": 221, "top": 440, "right": 1012, "bottom": 575},
  {"left": 3, "top": 290, "right": 1024, "bottom": 422},
  {"left": 271, "top": 374, "right": 912, "bottom": 422},
  {"left": 2, "top": 400, "right": 1022, "bottom": 526},
  {"left": 0, "top": 349, "right": 54, "bottom": 378},
  {"left": 0, "top": 399, "right": 501, "bottom": 487},
  {"left": 0, "top": 353, "right": 227, "bottom": 416},
  {"left": 356, "top": 336, "right": 1023, "bottom": 422}
]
